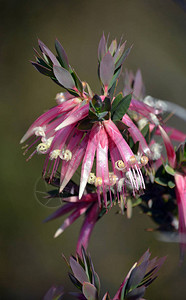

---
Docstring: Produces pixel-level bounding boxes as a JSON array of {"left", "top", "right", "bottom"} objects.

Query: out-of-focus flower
[
  {"left": 45, "top": 247, "right": 165, "bottom": 300},
  {"left": 160, "top": 127, "right": 186, "bottom": 260},
  {"left": 44, "top": 191, "right": 101, "bottom": 254},
  {"left": 44, "top": 286, "right": 64, "bottom": 300}
]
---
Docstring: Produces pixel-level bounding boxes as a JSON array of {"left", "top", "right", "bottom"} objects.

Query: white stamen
[
  {"left": 149, "top": 113, "right": 159, "bottom": 125},
  {"left": 138, "top": 118, "right": 148, "bottom": 130},
  {"left": 150, "top": 143, "right": 163, "bottom": 160},
  {"left": 88, "top": 173, "right": 96, "bottom": 184},
  {"left": 49, "top": 149, "right": 61, "bottom": 160},
  {"left": 36, "top": 143, "right": 49, "bottom": 154},
  {"left": 34, "top": 126, "right": 46, "bottom": 137},
  {"left": 143, "top": 95, "right": 155, "bottom": 107},
  {"left": 60, "top": 149, "right": 72, "bottom": 161}
]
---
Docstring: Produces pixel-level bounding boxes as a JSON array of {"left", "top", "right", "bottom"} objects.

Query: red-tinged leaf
[
  {"left": 100, "top": 53, "right": 115, "bottom": 86},
  {"left": 38, "top": 39, "right": 60, "bottom": 66},
  {"left": 55, "top": 39, "right": 69, "bottom": 69},
  {"left": 31, "top": 62, "right": 53, "bottom": 76},
  {"left": 70, "top": 257, "right": 89, "bottom": 284},
  {"left": 53, "top": 65, "right": 75, "bottom": 89},
  {"left": 98, "top": 33, "right": 106, "bottom": 61},
  {"left": 83, "top": 282, "right": 98, "bottom": 300}
]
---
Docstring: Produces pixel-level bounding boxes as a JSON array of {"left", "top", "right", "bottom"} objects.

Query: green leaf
[
  {"left": 111, "top": 93, "right": 123, "bottom": 114},
  {"left": 132, "top": 141, "right": 140, "bottom": 155},
  {"left": 108, "top": 67, "right": 122, "bottom": 90},
  {"left": 77, "top": 119, "right": 93, "bottom": 131},
  {"left": 71, "top": 70, "right": 83, "bottom": 93},
  {"left": 113, "top": 120, "right": 129, "bottom": 132},
  {"left": 112, "top": 94, "right": 132, "bottom": 121},
  {"left": 164, "top": 165, "right": 175, "bottom": 176},
  {"left": 154, "top": 177, "right": 168, "bottom": 187},
  {"left": 115, "top": 45, "right": 132, "bottom": 70},
  {"left": 141, "top": 124, "right": 150, "bottom": 143},
  {"left": 168, "top": 181, "right": 175, "bottom": 188},
  {"left": 100, "top": 97, "right": 111, "bottom": 112}
]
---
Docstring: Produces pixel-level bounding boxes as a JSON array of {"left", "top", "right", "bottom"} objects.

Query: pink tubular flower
[
  {"left": 160, "top": 127, "right": 186, "bottom": 259},
  {"left": 77, "top": 119, "right": 149, "bottom": 208},
  {"left": 44, "top": 193, "right": 101, "bottom": 254}
]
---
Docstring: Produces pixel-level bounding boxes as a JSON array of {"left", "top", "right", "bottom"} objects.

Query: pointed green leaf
[
  {"left": 71, "top": 70, "right": 83, "bottom": 93},
  {"left": 112, "top": 94, "right": 132, "bottom": 121},
  {"left": 111, "top": 93, "right": 123, "bottom": 114},
  {"left": 164, "top": 164, "right": 175, "bottom": 176},
  {"left": 98, "top": 33, "right": 106, "bottom": 61}
]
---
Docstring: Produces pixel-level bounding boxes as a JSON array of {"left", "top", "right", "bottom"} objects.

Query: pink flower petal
[
  {"left": 79, "top": 125, "right": 100, "bottom": 199},
  {"left": 158, "top": 125, "right": 176, "bottom": 168},
  {"left": 20, "top": 98, "right": 79, "bottom": 143},
  {"left": 60, "top": 134, "right": 90, "bottom": 192},
  {"left": 76, "top": 203, "right": 100, "bottom": 255},
  {"left": 55, "top": 103, "right": 89, "bottom": 131},
  {"left": 122, "top": 114, "right": 151, "bottom": 155}
]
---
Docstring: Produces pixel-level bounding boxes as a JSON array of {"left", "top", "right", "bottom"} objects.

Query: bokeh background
[{"left": 1, "top": 0, "right": 186, "bottom": 299}]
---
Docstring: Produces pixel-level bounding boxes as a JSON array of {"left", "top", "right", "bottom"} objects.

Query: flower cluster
[{"left": 21, "top": 35, "right": 186, "bottom": 259}]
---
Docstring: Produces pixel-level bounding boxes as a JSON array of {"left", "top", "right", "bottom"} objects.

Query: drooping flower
[
  {"left": 160, "top": 127, "right": 186, "bottom": 260},
  {"left": 44, "top": 191, "right": 102, "bottom": 254}
]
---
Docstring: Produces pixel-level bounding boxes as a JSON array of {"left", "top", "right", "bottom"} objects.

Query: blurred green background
[{"left": 1, "top": 0, "right": 186, "bottom": 299}]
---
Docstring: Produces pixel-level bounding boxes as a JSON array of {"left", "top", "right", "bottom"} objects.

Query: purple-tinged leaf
[
  {"left": 108, "top": 67, "right": 122, "bottom": 90},
  {"left": 55, "top": 39, "right": 69, "bottom": 69},
  {"left": 109, "top": 39, "right": 117, "bottom": 55},
  {"left": 98, "top": 33, "right": 106, "bottom": 61},
  {"left": 70, "top": 257, "right": 89, "bottom": 284},
  {"left": 137, "top": 250, "right": 151, "bottom": 267},
  {"left": 125, "top": 286, "right": 145, "bottom": 300},
  {"left": 44, "top": 285, "right": 64, "bottom": 300},
  {"left": 115, "top": 45, "right": 133, "bottom": 70},
  {"left": 83, "top": 282, "right": 98, "bottom": 300},
  {"left": 114, "top": 41, "right": 126, "bottom": 63},
  {"left": 100, "top": 53, "right": 115, "bottom": 87},
  {"left": 38, "top": 39, "right": 60, "bottom": 66},
  {"left": 31, "top": 62, "right": 53, "bottom": 77},
  {"left": 70, "top": 292, "right": 87, "bottom": 300},
  {"left": 126, "top": 261, "right": 148, "bottom": 292},
  {"left": 54, "top": 65, "right": 76, "bottom": 89},
  {"left": 69, "top": 273, "right": 82, "bottom": 289}
]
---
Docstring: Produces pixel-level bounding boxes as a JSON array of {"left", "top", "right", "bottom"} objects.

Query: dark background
[{"left": 1, "top": 0, "right": 186, "bottom": 299}]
